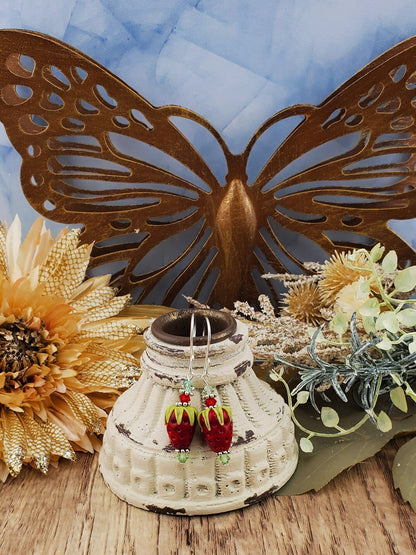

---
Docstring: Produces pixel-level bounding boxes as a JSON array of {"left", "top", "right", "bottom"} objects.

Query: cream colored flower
[
  {"left": 0, "top": 216, "right": 150, "bottom": 480},
  {"left": 334, "top": 281, "right": 370, "bottom": 319}
]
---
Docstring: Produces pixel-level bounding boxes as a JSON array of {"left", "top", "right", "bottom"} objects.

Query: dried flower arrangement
[
  {"left": 232, "top": 244, "right": 416, "bottom": 510},
  {"left": 0, "top": 217, "right": 162, "bottom": 480}
]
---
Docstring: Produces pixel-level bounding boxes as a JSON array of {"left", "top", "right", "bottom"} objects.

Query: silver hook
[
  {"left": 187, "top": 312, "right": 211, "bottom": 384},
  {"left": 201, "top": 315, "right": 211, "bottom": 386},
  {"left": 187, "top": 312, "right": 196, "bottom": 381}
]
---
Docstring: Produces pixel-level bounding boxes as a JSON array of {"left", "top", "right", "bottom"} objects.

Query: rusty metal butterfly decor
[{"left": 1, "top": 29, "right": 416, "bottom": 308}]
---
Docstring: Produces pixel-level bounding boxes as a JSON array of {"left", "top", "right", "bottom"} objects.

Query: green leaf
[
  {"left": 394, "top": 266, "right": 416, "bottom": 293},
  {"left": 269, "top": 370, "right": 280, "bottom": 382},
  {"left": 299, "top": 437, "right": 314, "bottom": 453},
  {"left": 409, "top": 340, "right": 416, "bottom": 354},
  {"left": 377, "top": 410, "right": 392, "bottom": 432},
  {"left": 362, "top": 315, "right": 376, "bottom": 335},
  {"left": 376, "top": 336, "right": 392, "bottom": 351},
  {"left": 356, "top": 279, "right": 371, "bottom": 299},
  {"left": 359, "top": 297, "right": 380, "bottom": 318},
  {"left": 370, "top": 243, "right": 385, "bottom": 262},
  {"left": 405, "top": 382, "right": 416, "bottom": 403},
  {"left": 296, "top": 391, "right": 309, "bottom": 405},
  {"left": 307, "top": 327, "right": 324, "bottom": 343},
  {"left": 393, "top": 437, "right": 416, "bottom": 512},
  {"left": 390, "top": 387, "right": 408, "bottom": 413},
  {"left": 321, "top": 406, "right": 340, "bottom": 428},
  {"left": 331, "top": 312, "right": 348, "bottom": 336},
  {"left": 382, "top": 250, "right": 398, "bottom": 273},
  {"left": 375, "top": 312, "right": 400, "bottom": 333},
  {"left": 276, "top": 399, "right": 416, "bottom": 496},
  {"left": 397, "top": 308, "right": 416, "bottom": 327},
  {"left": 390, "top": 372, "right": 403, "bottom": 386}
]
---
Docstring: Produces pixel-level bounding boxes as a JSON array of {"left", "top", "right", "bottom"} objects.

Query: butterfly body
[
  {"left": 1, "top": 29, "right": 416, "bottom": 307},
  {"left": 214, "top": 178, "right": 258, "bottom": 307}
]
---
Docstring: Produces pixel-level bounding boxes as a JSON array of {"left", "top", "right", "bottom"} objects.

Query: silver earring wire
[
  {"left": 187, "top": 312, "right": 196, "bottom": 381},
  {"left": 201, "top": 316, "right": 211, "bottom": 386}
]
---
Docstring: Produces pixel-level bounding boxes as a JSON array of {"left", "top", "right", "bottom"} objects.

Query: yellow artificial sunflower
[
  {"left": 0, "top": 216, "right": 151, "bottom": 480},
  {"left": 281, "top": 281, "right": 325, "bottom": 325},
  {"left": 319, "top": 251, "right": 374, "bottom": 303}
]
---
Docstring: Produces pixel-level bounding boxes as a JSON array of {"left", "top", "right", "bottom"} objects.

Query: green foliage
[
  {"left": 393, "top": 436, "right": 416, "bottom": 512},
  {"left": 299, "top": 437, "right": 313, "bottom": 453},
  {"left": 331, "top": 312, "right": 348, "bottom": 336},
  {"left": 272, "top": 244, "right": 416, "bottom": 457},
  {"left": 270, "top": 244, "right": 416, "bottom": 509},
  {"left": 276, "top": 401, "right": 416, "bottom": 497},
  {"left": 394, "top": 266, "right": 416, "bottom": 292},
  {"left": 381, "top": 249, "right": 397, "bottom": 273},
  {"left": 296, "top": 391, "right": 309, "bottom": 405},
  {"left": 390, "top": 386, "right": 408, "bottom": 412},
  {"left": 369, "top": 243, "right": 385, "bottom": 262},
  {"left": 377, "top": 410, "right": 392, "bottom": 432},
  {"left": 321, "top": 406, "right": 339, "bottom": 428}
]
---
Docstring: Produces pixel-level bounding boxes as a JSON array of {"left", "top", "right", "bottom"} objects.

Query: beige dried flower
[
  {"left": 231, "top": 295, "right": 350, "bottom": 387},
  {"left": 281, "top": 281, "right": 325, "bottom": 325},
  {"left": 319, "top": 251, "right": 374, "bottom": 303},
  {"left": 334, "top": 281, "right": 370, "bottom": 319}
]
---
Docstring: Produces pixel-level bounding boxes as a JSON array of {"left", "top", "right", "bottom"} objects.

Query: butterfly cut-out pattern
[{"left": 1, "top": 29, "right": 416, "bottom": 307}]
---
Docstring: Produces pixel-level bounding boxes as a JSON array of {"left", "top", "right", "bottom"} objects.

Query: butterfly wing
[
  {"left": 0, "top": 29, "right": 238, "bottom": 306},
  {"left": 244, "top": 36, "right": 416, "bottom": 276},
  {"left": 3, "top": 30, "right": 416, "bottom": 309}
]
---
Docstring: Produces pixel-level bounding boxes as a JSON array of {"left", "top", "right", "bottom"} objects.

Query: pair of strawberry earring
[{"left": 164, "top": 313, "right": 233, "bottom": 465}]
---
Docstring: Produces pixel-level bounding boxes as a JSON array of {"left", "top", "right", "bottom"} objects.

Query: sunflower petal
[
  {"left": 5, "top": 215, "right": 21, "bottom": 281},
  {"left": 2, "top": 408, "right": 26, "bottom": 476},
  {"left": 18, "top": 411, "right": 51, "bottom": 474},
  {"left": 83, "top": 294, "right": 131, "bottom": 323},
  {"left": 0, "top": 223, "right": 7, "bottom": 278},
  {"left": 36, "top": 418, "right": 75, "bottom": 461},
  {"left": 63, "top": 391, "right": 103, "bottom": 434},
  {"left": 77, "top": 319, "right": 140, "bottom": 341},
  {"left": 18, "top": 217, "right": 44, "bottom": 276},
  {"left": 39, "top": 229, "right": 92, "bottom": 299}
]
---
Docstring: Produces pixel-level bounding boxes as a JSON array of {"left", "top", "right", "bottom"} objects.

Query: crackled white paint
[{"left": 99, "top": 319, "right": 298, "bottom": 515}]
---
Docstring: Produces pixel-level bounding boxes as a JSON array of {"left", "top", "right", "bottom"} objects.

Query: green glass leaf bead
[
  {"left": 202, "top": 385, "right": 215, "bottom": 398},
  {"left": 218, "top": 453, "right": 230, "bottom": 465},
  {"left": 182, "top": 380, "right": 194, "bottom": 394},
  {"left": 177, "top": 451, "right": 189, "bottom": 463}
]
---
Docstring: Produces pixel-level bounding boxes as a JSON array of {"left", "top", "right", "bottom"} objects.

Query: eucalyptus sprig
[{"left": 272, "top": 316, "right": 415, "bottom": 452}]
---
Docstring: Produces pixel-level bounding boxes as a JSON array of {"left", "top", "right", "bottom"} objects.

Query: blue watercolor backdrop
[{"left": 1, "top": 0, "right": 416, "bottom": 244}]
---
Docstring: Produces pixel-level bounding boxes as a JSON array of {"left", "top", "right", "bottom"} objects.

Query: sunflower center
[{"left": 0, "top": 317, "right": 57, "bottom": 391}]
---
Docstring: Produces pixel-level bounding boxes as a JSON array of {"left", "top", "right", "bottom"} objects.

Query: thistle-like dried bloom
[
  {"left": 282, "top": 282, "right": 325, "bottom": 325},
  {"left": 0, "top": 217, "right": 146, "bottom": 480},
  {"left": 319, "top": 251, "right": 373, "bottom": 303}
]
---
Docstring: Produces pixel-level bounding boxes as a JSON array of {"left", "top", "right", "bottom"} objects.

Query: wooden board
[{"left": 0, "top": 437, "right": 415, "bottom": 555}]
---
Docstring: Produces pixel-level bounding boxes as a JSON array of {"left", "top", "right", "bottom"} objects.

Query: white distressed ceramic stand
[{"left": 99, "top": 310, "right": 298, "bottom": 515}]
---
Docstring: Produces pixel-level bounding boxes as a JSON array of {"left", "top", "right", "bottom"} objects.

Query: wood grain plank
[{"left": 0, "top": 438, "right": 415, "bottom": 555}]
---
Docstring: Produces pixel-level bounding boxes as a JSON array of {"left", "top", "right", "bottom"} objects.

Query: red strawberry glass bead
[
  {"left": 199, "top": 404, "right": 233, "bottom": 465},
  {"left": 165, "top": 405, "right": 198, "bottom": 463}
]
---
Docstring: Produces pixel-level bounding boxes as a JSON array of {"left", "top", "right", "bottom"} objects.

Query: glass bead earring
[
  {"left": 198, "top": 316, "right": 233, "bottom": 465},
  {"left": 164, "top": 313, "right": 198, "bottom": 463}
]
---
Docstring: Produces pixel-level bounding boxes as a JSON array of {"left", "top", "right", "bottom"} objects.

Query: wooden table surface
[{"left": 0, "top": 436, "right": 415, "bottom": 555}]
